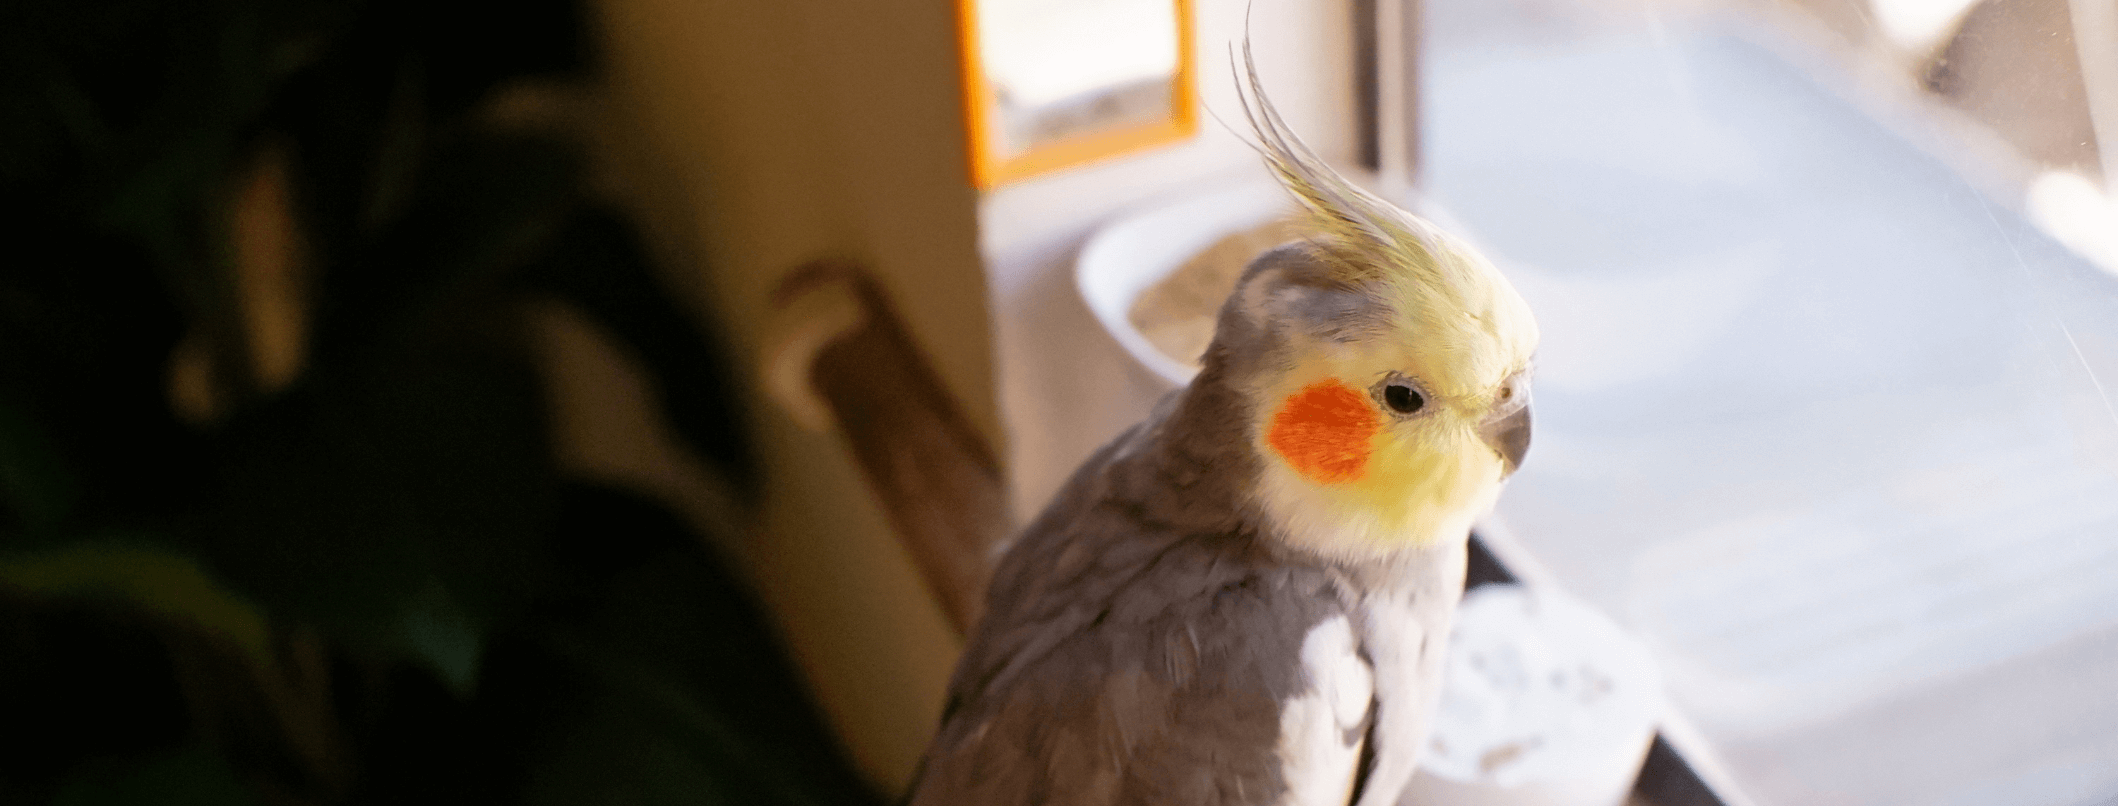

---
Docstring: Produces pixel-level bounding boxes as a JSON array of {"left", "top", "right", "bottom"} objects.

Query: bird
[{"left": 906, "top": 47, "right": 1539, "bottom": 806}]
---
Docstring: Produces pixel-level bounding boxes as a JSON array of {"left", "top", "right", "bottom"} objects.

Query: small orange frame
[{"left": 955, "top": 0, "right": 1200, "bottom": 189}]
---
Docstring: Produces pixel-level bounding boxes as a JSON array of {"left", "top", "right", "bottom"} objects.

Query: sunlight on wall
[
  {"left": 2027, "top": 170, "right": 2118, "bottom": 275},
  {"left": 1867, "top": 0, "right": 1981, "bottom": 51}
]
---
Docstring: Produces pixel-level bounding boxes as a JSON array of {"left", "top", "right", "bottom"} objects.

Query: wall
[{"left": 588, "top": 0, "right": 991, "bottom": 791}]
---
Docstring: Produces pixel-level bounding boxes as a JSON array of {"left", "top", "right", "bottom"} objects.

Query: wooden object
[{"left": 767, "top": 262, "right": 1009, "bottom": 634}]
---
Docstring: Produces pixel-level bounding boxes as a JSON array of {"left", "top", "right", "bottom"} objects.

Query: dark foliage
[{"left": 0, "top": 0, "right": 876, "bottom": 803}]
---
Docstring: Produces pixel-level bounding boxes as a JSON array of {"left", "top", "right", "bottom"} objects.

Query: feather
[
  {"left": 1231, "top": 40, "right": 1442, "bottom": 290},
  {"left": 1230, "top": 40, "right": 1539, "bottom": 387}
]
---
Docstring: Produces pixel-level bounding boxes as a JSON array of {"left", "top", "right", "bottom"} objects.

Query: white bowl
[{"left": 1074, "top": 178, "right": 1293, "bottom": 388}]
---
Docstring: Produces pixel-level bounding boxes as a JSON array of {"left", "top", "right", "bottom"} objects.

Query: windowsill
[{"left": 1426, "top": 4, "right": 2118, "bottom": 804}]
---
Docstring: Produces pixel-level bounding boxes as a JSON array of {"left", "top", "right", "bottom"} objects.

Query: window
[{"left": 1418, "top": 1, "right": 2118, "bottom": 804}]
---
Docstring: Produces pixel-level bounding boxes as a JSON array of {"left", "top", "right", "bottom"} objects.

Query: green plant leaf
[
  {"left": 398, "top": 578, "right": 484, "bottom": 695},
  {"left": 197, "top": 330, "right": 553, "bottom": 688},
  {"left": 51, "top": 745, "right": 259, "bottom": 806},
  {"left": 0, "top": 393, "right": 79, "bottom": 538},
  {"left": 516, "top": 485, "right": 881, "bottom": 806},
  {"left": 518, "top": 212, "right": 757, "bottom": 491},
  {"left": 0, "top": 539, "right": 273, "bottom": 675}
]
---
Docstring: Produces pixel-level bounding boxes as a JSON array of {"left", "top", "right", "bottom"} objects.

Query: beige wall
[
  {"left": 580, "top": 0, "right": 1365, "bottom": 793},
  {"left": 589, "top": 0, "right": 990, "bottom": 791}
]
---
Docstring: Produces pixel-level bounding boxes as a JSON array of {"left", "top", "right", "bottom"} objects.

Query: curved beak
[{"left": 1479, "top": 404, "right": 1532, "bottom": 476}]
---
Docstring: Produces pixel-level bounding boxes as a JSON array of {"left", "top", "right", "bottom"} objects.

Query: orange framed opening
[{"left": 955, "top": 0, "right": 1199, "bottom": 189}]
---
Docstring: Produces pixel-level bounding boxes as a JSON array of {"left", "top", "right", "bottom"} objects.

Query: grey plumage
[
  {"left": 908, "top": 41, "right": 1534, "bottom": 806},
  {"left": 907, "top": 249, "right": 1468, "bottom": 806}
]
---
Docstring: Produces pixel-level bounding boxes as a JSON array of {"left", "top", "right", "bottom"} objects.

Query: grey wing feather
[
  {"left": 910, "top": 387, "right": 1460, "bottom": 806},
  {"left": 909, "top": 422, "right": 1357, "bottom": 806}
]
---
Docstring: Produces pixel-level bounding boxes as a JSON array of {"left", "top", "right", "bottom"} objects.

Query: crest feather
[{"left": 1232, "top": 40, "right": 1448, "bottom": 290}]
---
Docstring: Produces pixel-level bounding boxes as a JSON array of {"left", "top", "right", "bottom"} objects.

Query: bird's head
[{"left": 1200, "top": 56, "right": 1538, "bottom": 561}]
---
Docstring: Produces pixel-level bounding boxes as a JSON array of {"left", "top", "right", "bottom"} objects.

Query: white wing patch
[{"left": 1276, "top": 615, "right": 1374, "bottom": 806}]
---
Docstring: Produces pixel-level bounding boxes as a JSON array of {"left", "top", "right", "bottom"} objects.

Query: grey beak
[{"left": 1480, "top": 404, "right": 1532, "bottom": 475}]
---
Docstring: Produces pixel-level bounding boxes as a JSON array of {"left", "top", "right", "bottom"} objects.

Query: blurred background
[{"left": 2, "top": 0, "right": 2116, "bottom": 804}]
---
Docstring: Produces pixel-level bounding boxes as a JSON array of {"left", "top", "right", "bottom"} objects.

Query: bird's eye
[{"left": 1383, "top": 383, "right": 1423, "bottom": 414}]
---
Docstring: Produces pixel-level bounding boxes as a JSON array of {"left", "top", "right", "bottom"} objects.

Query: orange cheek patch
[{"left": 1267, "top": 380, "right": 1379, "bottom": 484}]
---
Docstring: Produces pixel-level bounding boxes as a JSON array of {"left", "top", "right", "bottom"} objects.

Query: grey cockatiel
[{"left": 908, "top": 56, "right": 1538, "bottom": 806}]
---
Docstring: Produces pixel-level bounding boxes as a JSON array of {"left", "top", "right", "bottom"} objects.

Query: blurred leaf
[
  {"left": 309, "top": 131, "right": 581, "bottom": 357},
  {"left": 51, "top": 745, "right": 258, "bottom": 806},
  {"left": 198, "top": 298, "right": 553, "bottom": 687},
  {"left": 0, "top": 539, "right": 273, "bottom": 674},
  {"left": 0, "top": 393, "right": 79, "bottom": 538},
  {"left": 523, "top": 678, "right": 759, "bottom": 806},
  {"left": 397, "top": 580, "right": 484, "bottom": 695},
  {"left": 0, "top": 593, "right": 193, "bottom": 800},
  {"left": 0, "top": 3, "right": 856, "bottom": 805},
  {"left": 361, "top": 61, "right": 427, "bottom": 233},
  {"left": 337, "top": 485, "right": 875, "bottom": 806},
  {"left": 0, "top": 218, "right": 195, "bottom": 531},
  {"left": 521, "top": 213, "right": 756, "bottom": 490},
  {"left": 515, "top": 485, "right": 879, "bottom": 806}
]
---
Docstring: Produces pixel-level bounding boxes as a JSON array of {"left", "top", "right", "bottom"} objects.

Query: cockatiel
[{"left": 908, "top": 55, "right": 1538, "bottom": 806}]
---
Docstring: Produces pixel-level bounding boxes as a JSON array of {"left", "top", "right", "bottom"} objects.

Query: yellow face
[{"left": 1249, "top": 272, "right": 1537, "bottom": 560}]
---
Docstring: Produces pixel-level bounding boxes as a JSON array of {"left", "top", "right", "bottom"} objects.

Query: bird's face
[
  {"left": 1221, "top": 58, "right": 1538, "bottom": 560},
  {"left": 1232, "top": 240, "right": 1538, "bottom": 561}
]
